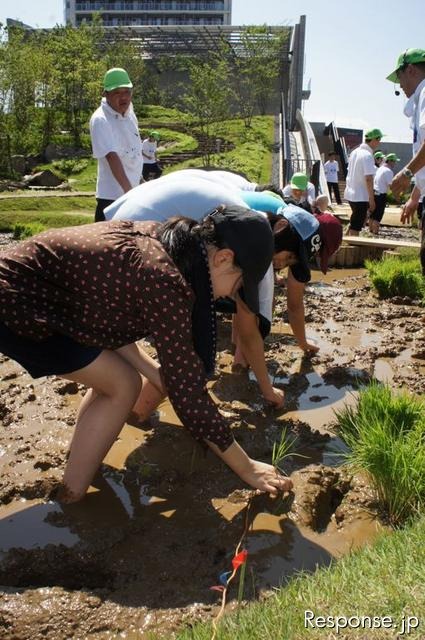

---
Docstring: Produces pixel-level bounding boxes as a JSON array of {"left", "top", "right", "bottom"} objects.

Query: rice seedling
[{"left": 335, "top": 382, "right": 425, "bottom": 525}]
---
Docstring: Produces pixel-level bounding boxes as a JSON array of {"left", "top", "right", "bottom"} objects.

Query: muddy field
[{"left": 1, "top": 229, "right": 424, "bottom": 639}]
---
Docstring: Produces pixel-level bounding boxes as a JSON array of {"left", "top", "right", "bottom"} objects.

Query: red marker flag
[{"left": 232, "top": 549, "right": 248, "bottom": 570}]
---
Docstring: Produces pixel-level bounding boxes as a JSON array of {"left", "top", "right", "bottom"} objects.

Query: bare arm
[
  {"left": 286, "top": 271, "right": 319, "bottom": 353},
  {"left": 207, "top": 440, "right": 293, "bottom": 496},
  {"left": 105, "top": 151, "right": 132, "bottom": 193},
  {"left": 392, "top": 140, "right": 425, "bottom": 197},
  {"left": 233, "top": 296, "right": 284, "bottom": 407},
  {"left": 365, "top": 175, "right": 375, "bottom": 212}
]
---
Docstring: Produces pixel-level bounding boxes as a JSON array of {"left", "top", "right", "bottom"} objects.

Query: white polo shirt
[
  {"left": 90, "top": 98, "right": 143, "bottom": 200},
  {"left": 374, "top": 164, "right": 394, "bottom": 195},
  {"left": 404, "top": 78, "right": 425, "bottom": 196},
  {"left": 344, "top": 143, "right": 376, "bottom": 202}
]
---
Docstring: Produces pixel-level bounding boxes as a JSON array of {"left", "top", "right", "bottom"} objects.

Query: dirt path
[{"left": 1, "top": 254, "right": 424, "bottom": 638}]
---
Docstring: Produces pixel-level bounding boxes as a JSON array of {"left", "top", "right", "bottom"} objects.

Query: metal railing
[
  {"left": 279, "top": 92, "right": 291, "bottom": 188},
  {"left": 295, "top": 108, "right": 330, "bottom": 199},
  {"left": 75, "top": 1, "right": 225, "bottom": 10}
]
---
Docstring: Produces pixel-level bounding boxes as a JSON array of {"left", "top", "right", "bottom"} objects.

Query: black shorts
[
  {"left": 349, "top": 201, "right": 369, "bottom": 231},
  {"left": 370, "top": 193, "right": 387, "bottom": 223},
  {"left": 0, "top": 321, "right": 102, "bottom": 379}
]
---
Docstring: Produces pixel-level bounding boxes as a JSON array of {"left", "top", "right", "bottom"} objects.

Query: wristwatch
[{"left": 402, "top": 168, "right": 413, "bottom": 179}]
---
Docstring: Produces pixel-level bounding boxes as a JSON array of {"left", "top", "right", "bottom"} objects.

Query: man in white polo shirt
[
  {"left": 369, "top": 153, "right": 400, "bottom": 234},
  {"left": 90, "top": 68, "right": 143, "bottom": 222},
  {"left": 388, "top": 48, "right": 425, "bottom": 275},
  {"left": 344, "top": 128, "right": 383, "bottom": 236}
]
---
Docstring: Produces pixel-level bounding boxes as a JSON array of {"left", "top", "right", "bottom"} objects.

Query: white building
[{"left": 65, "top": 0, "right": 232, "bottom": 27}]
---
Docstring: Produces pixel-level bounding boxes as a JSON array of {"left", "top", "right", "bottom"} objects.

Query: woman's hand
[
  {"left": 263, "top": 386, "right": 285, "bottom": 409},
  {"left": 299, "top": 340, "right": 320, "bottom": 355},
  {"left": 240, "top": 458, "right": 293, "bottom": 496},
  {"left": 208, "top": 440, "right": 293, "bottom": 497}
]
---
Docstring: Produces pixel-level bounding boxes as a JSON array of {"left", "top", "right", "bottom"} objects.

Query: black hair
[
  {"left": 157, "top": 216, "right": 217, "bottom": 280},
  {"left": 202, "top": 166, "right": 250, "bottom": 180},
  {"left": 255, "top": 183, "right": 283, "bottom": 198},
  {"left": 273, "top": 224, "right": 301, "bottom": 254},
  {"left": 259, "top": 211, "right": 301, "bottom": 255}
]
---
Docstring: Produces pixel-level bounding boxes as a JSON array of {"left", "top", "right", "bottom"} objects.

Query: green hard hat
[
  {"left": 290, "top": 172, "right": 308, "bottom": 191},
  {"left": 365, "top": 128, "right": 385, "bottom": 141},
  {"left": 103, "top": 68, "right": 133, "bottom": 92},
  {"left": 149, "top": 130, "right": 160, "bottom": 140},
  {"left": 385, "top": 153, "right": 400, "bottom": 162},
  {"left": 387, "top": 48, "right": 425, "bottom": 83},
  {"left": 374, "top": 151, "right": 385, "bottom": 159}
]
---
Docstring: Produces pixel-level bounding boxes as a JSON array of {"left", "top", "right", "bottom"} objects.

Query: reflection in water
[
  {"left": 284, "top": 371, "right": 358, "bottom": 434},
  {"left": 0, "top": 500, "right": 79, "bottom": 550}
]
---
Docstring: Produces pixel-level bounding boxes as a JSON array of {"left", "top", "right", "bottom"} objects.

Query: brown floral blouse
[{"left": 0, "top": 220, "right": 233, "bottom": 451}]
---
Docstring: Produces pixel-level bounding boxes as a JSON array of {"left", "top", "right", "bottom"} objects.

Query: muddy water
[{"left": 1, "top": 264, "right": 424, "bottom": 639}]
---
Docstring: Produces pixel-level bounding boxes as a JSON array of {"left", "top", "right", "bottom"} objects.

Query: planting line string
[{"left": 210, "top": 491, "right": 255, "bottom": 640}]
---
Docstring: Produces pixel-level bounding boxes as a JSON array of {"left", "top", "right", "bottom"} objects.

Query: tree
[
  {"left": 181, "top": 55, "right": 232, "bottom": 166},
  {"left": 47, "top": 21, "right": 104, "bottom": 148},
  {"left": 229, "top": 26, "right": 287, "bottom": 127}
]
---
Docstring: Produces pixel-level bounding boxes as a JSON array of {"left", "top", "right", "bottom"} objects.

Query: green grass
[
  {"left": 155, "top": 128, "right": 198, "bottom": 155},
  {"left": 169, "top": 514, "right": 425, "bottom": 640},
  {"left": 366, "top": 250, "right": 425, "bottom": 301},
  {"left": 139, "top": 104, "right": 192, "bottom": 124},
  {"left": 0, "top": 211, "right": 92, "bottom": 233},
  {"left": 335, "top": 382, "right": 425, "bottom": 525},
  {"left": 0, "top": 195, "right": 95, "bottom": 212},
  {"left": 163, "top": 116, "right": 274, "bottom": 184}
]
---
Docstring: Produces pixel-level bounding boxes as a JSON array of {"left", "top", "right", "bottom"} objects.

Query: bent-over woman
[{"left": 0, "top": 208, "right": 292, "bottom": 502}]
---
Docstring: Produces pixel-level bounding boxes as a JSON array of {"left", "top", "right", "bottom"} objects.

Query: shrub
[
  {"left": 335, "top": 382, "right": 425, "bottom": 525},
  {"left": 13, "top": 222, "right": 47, "bottom": 239},
  {"left": 51, "top": 158, "right": 90, "bottom": 176}
]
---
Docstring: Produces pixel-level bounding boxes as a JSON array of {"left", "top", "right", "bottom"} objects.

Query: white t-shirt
[
  {"left": 142, "top": 138, "right": 157, "bottom": 164},
  {"left": 105, "top": 176, "right": 273, "bottom": 324},
  {"left": 158, "top": 168, "right": 257, "bottom": 191},
  {"left": 344, "top": 143, "right": 376, "bottom": 202},
  {"left": 324, "top": 160, "right": 339, "bottom": 183},
  {"left": 374, "top": 165, "right": 394, "bottom": 195},
  {"left": 89, "top": 98, "right": 143, "bottom": 200},
  {"left": 405, "top": 78, "right": 425, "bottom": 196}
]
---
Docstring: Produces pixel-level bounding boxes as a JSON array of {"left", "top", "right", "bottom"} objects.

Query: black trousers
[
  {"left": 142, "top": 162, "right": 163, "bottom": 181},
  {"left": 327, "top": 182, "right": 342, "bottom": 204},
  {"left": 95, "top": 198, "right": 114, "bottom": 222},
  {"left": 370, "top": 193, "right": 387, "bottom": 222}
]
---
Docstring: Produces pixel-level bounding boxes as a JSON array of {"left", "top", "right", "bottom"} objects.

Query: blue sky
[{"left": 1, "top": 0, "right": 422, "bottom": 142}]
